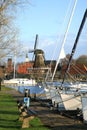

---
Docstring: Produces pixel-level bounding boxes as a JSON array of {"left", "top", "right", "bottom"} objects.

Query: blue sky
[{"left": 15, "top": 0, "right": 87, "bottom": 62}]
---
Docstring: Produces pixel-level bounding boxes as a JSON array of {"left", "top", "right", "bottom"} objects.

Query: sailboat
[
  {"left": 58, "top": 8, "right": 87, "bottom": 111},
  {"left": 44, "top": 0, "right": 79, "bottom": 109},
  {"left": 44, "top": 4, "right": 87, "bottom": 118}
]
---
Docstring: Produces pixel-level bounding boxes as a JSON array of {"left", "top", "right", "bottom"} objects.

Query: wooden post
[{"left": 22, "top": 108, "right": 35, "bottom": 128}]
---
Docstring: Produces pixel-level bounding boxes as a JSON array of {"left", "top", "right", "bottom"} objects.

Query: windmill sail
[
  {"left": 34, "top": 34, "right": 38, "bottom": 50},
  {"left": 32, "top": 34, "right": 38, "bottom": 60}
]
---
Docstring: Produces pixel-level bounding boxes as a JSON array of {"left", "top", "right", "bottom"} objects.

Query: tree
[
  {"left": 0, "top": 0, "right": 30, "bottom": 79},
  {"left": 76, "top": 55, "right": 87, "bottom": 66},
  {"left": 0, "top": 0, "right": 30, "bottom": 61}
]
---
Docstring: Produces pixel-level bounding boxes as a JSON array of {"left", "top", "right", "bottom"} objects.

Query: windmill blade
[
  {"left": 32, "top": 34, "right": 39, "bottom": 61},
  {"left": 34, "top": 34, "right": 38, "bottom": 50},
  {"left": 28, "top": 49, "right": 35, "bottom": 53}
]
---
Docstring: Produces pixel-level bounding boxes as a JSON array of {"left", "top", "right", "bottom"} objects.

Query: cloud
[
  {"left": 39, "top": 38, "right": 55, "bottom": 48},
  {"left": 18, "top": 31, "right": 87, "bottom": 62}
]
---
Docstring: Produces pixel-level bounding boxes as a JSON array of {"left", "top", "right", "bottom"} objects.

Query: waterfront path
[{"left": 5, "top": 89, "right": 87, "bottom": 130}]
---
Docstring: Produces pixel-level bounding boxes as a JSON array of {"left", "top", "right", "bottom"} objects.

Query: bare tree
[
  {"left": 0, "top": 0, "right": 30, "bottom": 79},
  {"left": 0, "top": 0, "right": 30, "bottom": 61}
]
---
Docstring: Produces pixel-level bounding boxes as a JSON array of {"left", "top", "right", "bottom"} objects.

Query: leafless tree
[{"left": 0, "top": 0, "right": 30, "bottom": 60}]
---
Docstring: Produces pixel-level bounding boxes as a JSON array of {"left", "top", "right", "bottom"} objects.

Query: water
[
  {"left": 18, "top": 85, "right": 45, "bottom": 95},
  {"left": 6, "top": 81, "right": 87, "bottom": 96}
]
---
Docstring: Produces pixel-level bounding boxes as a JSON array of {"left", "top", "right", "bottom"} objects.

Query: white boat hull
[
  {"left": 60, "top": 93, "right": 82, "bottom": 110},
  {"left": 81, "top": 93, "right": 87, "bottom": 123},
  {"left": 44, "top": 85, "right": 82, "bottom": 110}
]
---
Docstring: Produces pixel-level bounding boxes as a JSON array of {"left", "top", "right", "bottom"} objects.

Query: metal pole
[{"left": 52, "top": 0, "right": 77, "bottom": 81}]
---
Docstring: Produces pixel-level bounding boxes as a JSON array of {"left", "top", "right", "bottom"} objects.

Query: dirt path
[
  {"left": 30, "top": 100, "right": 84, "bottom": 130},
  {"left": 8, "top": 89, "right": 87, "bottom": 130}
]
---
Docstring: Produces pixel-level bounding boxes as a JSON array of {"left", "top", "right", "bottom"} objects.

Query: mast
[
  {"left": 52, "top": 0, "right": 77, "bottom": 81},
  {"left": 62, "top": 9, "right": 87, "bottom": 85},
  {"left": 13, "top": 51, "right": 16, "bottom": 79}
]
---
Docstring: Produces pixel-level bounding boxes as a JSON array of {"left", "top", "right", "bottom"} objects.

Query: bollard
[
  {"left": 21, "top": 108, "right": 29, "bottom": 128},
  {"left": 24, "top": 89, "right": 29, "bottom": 97},
  {"left": 34, "top": 93, "right": 36, "bottom": 100},
  {"left": 28, "top": 89, "right": 30, "bottom": 97},
  {"left": 16, "top": 100, "right": 35, "bottom": 128},
  {"left": 17, "top": 100, "right": 25, "bottom": 121},
  {"left": 21, "top": 107, "right": 35, "bottom": 128}
]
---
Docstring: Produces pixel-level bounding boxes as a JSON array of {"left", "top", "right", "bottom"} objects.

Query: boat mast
[
  {"left": 52, "top": 0, "right": 77, "bottom": 81},
  {"left": 13, "top": 51, "right": 16, "bottom": 79},
  {"left": 61, "top": 9, "right": 87, "bottom": 85}
]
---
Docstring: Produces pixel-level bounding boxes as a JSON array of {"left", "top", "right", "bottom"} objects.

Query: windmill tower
[{"left": 33, "top": 49, "right": 45, "bottom": 68}]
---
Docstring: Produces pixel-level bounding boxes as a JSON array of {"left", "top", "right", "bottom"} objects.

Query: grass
[{"left": 0, "top": 86, "right": 49, "bottom": 130}]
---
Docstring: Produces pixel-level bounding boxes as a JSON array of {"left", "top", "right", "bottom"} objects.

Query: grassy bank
[{"left": 0, "top": 86, "right": 49, "bottom": 130}]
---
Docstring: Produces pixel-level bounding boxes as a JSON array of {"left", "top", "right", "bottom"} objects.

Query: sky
[{"left": 15, "top": 0, "right": 87, "bottom": 62}]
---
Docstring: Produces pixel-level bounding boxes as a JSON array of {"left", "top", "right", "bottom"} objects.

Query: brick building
[
  {"left": 17, "top": 61, "right": 33, "bottom": 74},
  {"left": 61, "top": 64, "right": 87, "bottom": 80},
  {"left": 5, "top": 57, "right": 87, "bottom": 81}
]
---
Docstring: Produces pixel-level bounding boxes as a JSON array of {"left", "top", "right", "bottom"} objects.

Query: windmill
[
  {"left": 28, "top": 34, "right": 52, "bottom": 81},
  {"left": 28, "top": 34, "right": 45, "bottom": 68}
]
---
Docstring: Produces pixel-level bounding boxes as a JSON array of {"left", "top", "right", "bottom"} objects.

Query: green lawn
[{"left": 0, "top": 86, "right": 49, "bottom": 130}]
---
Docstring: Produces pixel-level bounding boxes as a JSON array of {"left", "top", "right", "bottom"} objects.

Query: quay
[{"left": 7, "top": 88, "right": 87, "bottom": 130}]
